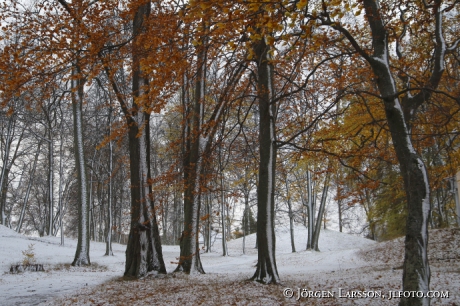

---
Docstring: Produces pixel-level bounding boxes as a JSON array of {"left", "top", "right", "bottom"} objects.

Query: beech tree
[
  {"left": 251, "top": 30, "right": 280, "bottom": 284},
  {"left": 301, "top": 0, "right": 460, "bottom": 303}
]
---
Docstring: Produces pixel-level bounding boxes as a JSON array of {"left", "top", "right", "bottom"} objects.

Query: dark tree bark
[
  {"left": 105, "top": 105, "right": 113, "bottom": 256},
  {"left": 124, "top": 2, "right": 166, "bottom": 277},
  {"left": 313, "top": 0, "right": 453, "bottom": 304},
  {"left": 16, "top": 143, "right": 41, "bottom": 233},
  {"left": 306, "top": 169, "right": 314, "bottom": 250},
  {"left": 174, "top": 19, "right": 245, "bottom": 272},
  {"left": 174, "top": 36, "right": 207, "bottom": 274},
  {"left": 311, "top": 172, "right": 330, "bottom": 251},
  {"left": 71, "top": 63, "right": 91, "bottom": 266},
  {"left": 251, "top": 37, "right": 280, "bottom": 284}
]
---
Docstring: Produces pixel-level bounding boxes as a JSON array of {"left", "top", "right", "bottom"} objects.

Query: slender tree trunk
[
  {"left": 288, "top": 199, "right": 296, "bottom": 253},
  {"left": 88, "top": 153, "right": 96, "bottom": 241},
  {"left": 0, "top": 116, "right": 13, "bottom": 226},
  {"left": 58, "top": 118, "right": 65, "bottom": 245},
  {"left": 243, "top": 191, "right": 249, "bottom": 254},
  {"left": 251, "top": 37, "right": 279, "bottom": 284},
  {"left": 337, "top": 190, "right": 343, "bottom": 233},
  {"left": 105, "top": 106, "right": 113, "bottom": 256},
  {"left": 220, "top": 174, "right": 228, "bottom": 256},
  {"left": 17, "top": 144, "right": 41, "bottom": 233},
  {"left": 0, "top": 165, "right": 11, "bottom": 227},
  {"left": 284, "top": 175, "right": 296, "bottom": 253},
  {"left": 312, "top": 172, "right": 330, "bottom": 251},
  {"left": 47, "top": 130, "right": 54, "bottom": 236},
  {"left": 145, "top": 115, "right": 166, "bottom": 273},
  {"left": 175, "top": 33, "right": 207, "bottom": 274},
  {"left": 306, "top": 170, "right": 314, "bottom": 249},
  {"left": 71, "top": 64, "right": 91, "bottom": 266}
]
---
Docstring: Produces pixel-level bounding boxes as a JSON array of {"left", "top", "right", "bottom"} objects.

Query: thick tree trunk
[
  {"left": 124, "top": 2, "right": 165, "bottom": 277},
  {"left": 124, "top": 112, "right": 166, "bottom": 276},
  {"left": 71, "top": 65, "right": 91, "bottom": 267},
  {"left": 251, "top": 37, "right": 279, "bottom": 284},
  {"left": 360, "top": 1, "right": 437, "bottom": 303},
  {"left": 323, "top": 0, "right": 449, "bottom": 302}
]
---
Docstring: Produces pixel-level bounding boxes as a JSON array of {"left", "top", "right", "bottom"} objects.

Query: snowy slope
[
  {"left": 202, "top": 226, "right": 376, "bottom": 277},
  {"left": 1, "top": 225, "right": 459, "bottom": 305},
  {"left": 0, "top": 226, "right": 125, "bottom": 306}
]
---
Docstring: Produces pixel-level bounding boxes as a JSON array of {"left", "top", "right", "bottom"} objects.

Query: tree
[
  {"left": 70, "top": 63, "right": 91, "bottom": 266},
  {"left": 305, "top": 0, "right": 459, "bottom": 303},
  {"left": 251, "top": 34, "right": 280, "bottom": 284},
  {"left": 121, "top": 1, "right": 167, "bottom": 277}
]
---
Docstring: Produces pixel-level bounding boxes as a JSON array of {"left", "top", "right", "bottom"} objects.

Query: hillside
[{"left": 1, "top": 225, "right": 458, "bottom": 305}]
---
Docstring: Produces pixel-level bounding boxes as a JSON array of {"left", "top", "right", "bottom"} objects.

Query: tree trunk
[
  {"left": 220, "top": 173, "right": 228, "bottom": 256},
  {"left": 71, "top": 64, "right": 91, "bottom": 267},
  {"left": 105, "top": 106, "right": 113, "bottom": 256},
  {"left": 285, "top": 176, "right": 296, "bottom": 253},
  {"left": 337, "top": 192, "right": 343, "bottom": 233},
  {"left": 175, "top": 33, "right": 207, "bottom": 274},
  {"left": 306, "top": 170, "right": 314, "bottom": 249},
  {"left": 243, "top": 191, "right": 249, "bottom": 254},
  {"left": 321, "top": 0, "right": 450, "bottom": 302},
  {"left": 17, "top": 143, "right": 41, "bottom": 233},
  {"left": 312, "top": 172, "right": 330, "bottom": 251},
  {"left": 289, "top": 205, "right": 296, "bottom": 253},
  {"left": 124, "top": 2, "right": 166, "bottom": 277},
  {"left": 0, "top": 165, "right": 11, "bottom": 227},
  {"left": 0, "top": 115, "right": 13, "bottom": 226},
  {"left": 58, "top": 116, "right": 65, "bottom": 245},
  {"left": 47, "top": 129, "right": 54, "bottom": 236},
  {"left": 251, "top": 37, "right": 279, "bottom": 284},
  {"left": 357, "top": 1, "right": 441, "bottom": 303}
]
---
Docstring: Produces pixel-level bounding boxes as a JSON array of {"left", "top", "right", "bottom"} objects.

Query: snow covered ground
[{"left": 1, "top": 225, "right": 459, "bottom": 305}]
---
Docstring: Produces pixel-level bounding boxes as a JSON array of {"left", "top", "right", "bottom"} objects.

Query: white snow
[
  {"left": 0, "top": 225, "right": 124, "bottom": 306},
  {"left": 1, "top": 225, "right": 459, "bottom": 305}
]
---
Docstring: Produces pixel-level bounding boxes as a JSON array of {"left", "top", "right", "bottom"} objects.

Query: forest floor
[{"left": 1, "top": 225, "right": 459, "bottom": 305}]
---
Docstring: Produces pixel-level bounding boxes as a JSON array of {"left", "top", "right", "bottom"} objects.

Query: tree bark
[
  {"left": 175, "top": 34, "right": 207, "bottom": 274},
  {"left": 124, "top": 2, "right": 166, "bottom": 277},
  {"left": 306, "top": 170, "right": 313, "bottom": 250},
  {"left": 312, "top": 172, "right": 330, "bottom": 251},
  {"left": 322, "top": 0, "right": 452, "bottom": 303},
  {"left": 17, "top": 143, "right": 41, "bottom": 233},
  {"left": 0, "top": 115, "right": 13, "bottom": 226},
  {"left": 251, "top": 37, "right": 280, "bottom": 284},
  {"left": 71, "top": 64, "right": 91, "bottom": 266},
  {"left": 105, "top": 106, "right": 113, "bottom": 256},
  {"left": 47, "top": 127, "right": 54, "bottom": 236}
]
